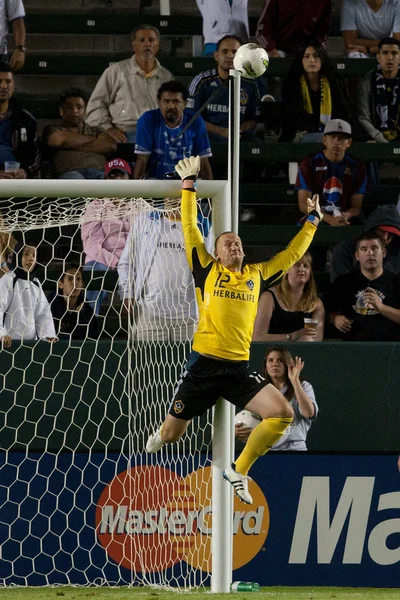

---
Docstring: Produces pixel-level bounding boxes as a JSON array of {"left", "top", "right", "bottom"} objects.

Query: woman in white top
[
  {"left": 0, "top": 241, "right": 57, "bottom": 347},
  {"left": 235, "top": 346, "right": 318, "bottom": 451}
]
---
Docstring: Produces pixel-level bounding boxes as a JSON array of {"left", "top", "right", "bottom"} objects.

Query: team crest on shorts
[
  {"left": 246, "top": 279, "right": 255, "bottom": 291},
  {"left": 174, "top": 400, "right": 185, "bottom": 414}
]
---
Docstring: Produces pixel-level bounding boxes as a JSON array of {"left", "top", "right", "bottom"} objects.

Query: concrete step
[
  {"left": 24, "top": 0, "right": 265, "bottom": 16},
  {"left": 15, "top": 74, "right": 99, "bottom": 96},
  {"left": 15, "top": 33, "right": 192, "bottom": 55}
]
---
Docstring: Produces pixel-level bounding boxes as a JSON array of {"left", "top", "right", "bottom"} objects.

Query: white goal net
[{"left": 0, "top": 180, "right": 233, "bottom": 589}]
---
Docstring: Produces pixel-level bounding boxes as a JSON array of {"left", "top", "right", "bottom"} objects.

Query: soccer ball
[
  {"left": 233, "top": 43, "right": 269, "bottom": 79},
  {"left": 235, "top": 410, "right": 262, "bottom": 430}
]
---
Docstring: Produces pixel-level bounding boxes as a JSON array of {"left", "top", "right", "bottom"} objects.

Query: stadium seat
[
  {"left": 211, "top": 141, "right": 400, "bottom": 163},
  {"left": 21, "top": 54, "right": 377, "bottom": 78},
  {"left": 239, "top": 183, "right": 400, "bottom": 208}
]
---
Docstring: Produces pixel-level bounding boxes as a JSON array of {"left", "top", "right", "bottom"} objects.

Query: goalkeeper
[{"left": 146, "top": 156, "right": 323, "bottom": 505}]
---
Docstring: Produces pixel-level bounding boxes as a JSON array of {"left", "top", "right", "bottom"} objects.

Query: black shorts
[{"left": 168, "top": 353, "right": 268, "bottom": 420}]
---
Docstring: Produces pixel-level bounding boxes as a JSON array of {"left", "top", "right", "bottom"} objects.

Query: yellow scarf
[{"left": 300, "top": 75, "right": 332, "bottom": 129}]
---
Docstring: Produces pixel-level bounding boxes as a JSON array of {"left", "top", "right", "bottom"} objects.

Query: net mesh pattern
[{"left": 0, "top": 194, "right": 214, "bottom": 588}]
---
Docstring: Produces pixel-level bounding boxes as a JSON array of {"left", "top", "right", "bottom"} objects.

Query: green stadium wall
[{"left": 1, "top": 341, "right": 399, "bottom": 453}]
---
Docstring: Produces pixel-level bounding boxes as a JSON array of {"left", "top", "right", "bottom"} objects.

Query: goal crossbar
[{"left": 0, "top": 179, "right": 229, "bottom": 199}]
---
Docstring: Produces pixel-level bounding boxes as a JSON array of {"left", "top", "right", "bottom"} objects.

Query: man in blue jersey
[
  {"left": 188, "top": 35, "right": 262, "bottom": 141},
  {"left": 296, "top": 119, "right": 367, "bottom": 226},
  {"left": 134, "top": 81, "right": 213, "bottom": 180}
]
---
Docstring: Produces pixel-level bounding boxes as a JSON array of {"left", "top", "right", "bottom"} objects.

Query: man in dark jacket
[
  {"left": 330, "top": 204, "right": 400, "bottom": 282},
  {"left": 0, "top": 61, "right": 39, "bottom": 178},
  {"left": 358, "top": 38, "right": 400, "bottom": 143},
  {"left": 50, "top": 264, "right": 98, "bottom": 340}
]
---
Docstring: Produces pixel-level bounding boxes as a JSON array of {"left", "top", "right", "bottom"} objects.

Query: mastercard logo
[{"left": 95, "top": 465, "right": 269, "bottom": 573}]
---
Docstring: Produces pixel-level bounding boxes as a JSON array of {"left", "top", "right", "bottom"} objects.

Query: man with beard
[
  {"left": 43, "top": 87, "right": 116, "bottom": 179},
  {"left": 85, "top": 24, "right": 173, "bottom": 144},
  {"left": 0, "top": 62, "right": 38, "bottom": 178},
  {"left": 134, "top": 81, "right": 213, "bottom": 180}
]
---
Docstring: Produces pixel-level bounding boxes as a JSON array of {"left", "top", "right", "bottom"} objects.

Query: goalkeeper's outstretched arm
[
  {"left": 258, "top": 194, "right": 323, "bottom": 286},
  {"left": 176, "top": 156, "right": 213, "bottom": 271}
]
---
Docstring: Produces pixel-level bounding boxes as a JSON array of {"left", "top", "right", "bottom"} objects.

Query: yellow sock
[{"left": 234, "top": 417, "right": 293, "bottom": 476}]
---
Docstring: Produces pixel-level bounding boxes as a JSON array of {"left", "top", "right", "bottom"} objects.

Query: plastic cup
[
  {"left": 355, "top": 297, "right": 368, "bottom": 315},
  {"left": 4, "top": 161, "right": 20, "bottom": 173},
  {"left": 304, "top": 317, "right": 318, "bottom": 330}
]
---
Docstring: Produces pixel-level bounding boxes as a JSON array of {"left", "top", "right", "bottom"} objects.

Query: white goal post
[{"left": 0, "top": 177, "right": 234, "bottom": 591}]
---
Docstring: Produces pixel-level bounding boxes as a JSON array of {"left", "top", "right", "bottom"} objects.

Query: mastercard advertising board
[
  {"left": 95, "top": 465, "right": 269, "bottom": 573},
  {"left": 0, "top": 453, "right": 399, "bottom": 587}
]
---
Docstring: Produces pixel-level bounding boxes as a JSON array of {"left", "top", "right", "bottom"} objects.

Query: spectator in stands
[
  {"left": 85, "top": 24, "right": 173, "bottom": 144},
  {"left": 330, "top": 204, "right": 400, "bottom": 281},
  {"left": 325, "top": 231, "right": 400, "bottom": 340},
  {"left": 256, "top": 0, "right": 332, "bottom": 57},
  {"left": 50, "top": 264, "right": 98, "bottom": 340},
  {"left": 188, "top": 35, "right": 261, "bottom": 141},
  {"left": 43, "top": 87, "right": 116, "bottom": 180},
  {"left": 1, "top": 0, "right": 26, "bottom": 71},
  {"left": 280, "top": 41, "right": 351, "bottom": 143},
  {"left": 0, "top": 62, "right": 38, "bottom": 178},
  {"left": 341, "top": 1, "right": 400, "bottom": 58},
  {"left": 195, "top": 0, "right": 249, "bottom": 56},
  {"left": 134, "top": 81, "right": 213, "bottom": 180},
  {"left": 81, "top": 158, "right": 133, "bottom": 315},
  {"left": 358, "top": 38, "right": 400, "bottom": 142},
  {"left": 0, "top": 218, "right": 16, "bottom": 277},
  {"left": 253, "top": 252, "right": 324, "bottom": 342},
  {"left": 0, "top": 241, "right": 57, "bottom": 347},
  {"left": 296, "top": 119, "right": 367, "bottom": 226},
  {"left": 118, "top": 195, "right": 211, "bottom": 341},
  {"left": 235, "top": 348, "right": 318, "bottom": 451}
]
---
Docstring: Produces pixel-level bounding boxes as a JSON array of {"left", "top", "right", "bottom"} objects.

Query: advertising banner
[{"left": 0, "top": 453, "right": 399, "bottom": 587}]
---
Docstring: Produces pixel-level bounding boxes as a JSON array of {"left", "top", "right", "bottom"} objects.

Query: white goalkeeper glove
[
  {"left": 307, "top": 194, "right": 324, "bottom": 221},
  {"left": 175, "top": 156, "right": 201, "bottom": 181}
]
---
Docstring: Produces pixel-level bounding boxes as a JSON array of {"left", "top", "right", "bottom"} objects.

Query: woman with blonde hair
[{"left": 253, "top": 252, "right": 324, "bottom": 342}]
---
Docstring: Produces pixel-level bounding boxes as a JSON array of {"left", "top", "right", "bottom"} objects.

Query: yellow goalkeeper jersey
[{"left": 181, "top": 189, "right": 318, "bottom": 361}]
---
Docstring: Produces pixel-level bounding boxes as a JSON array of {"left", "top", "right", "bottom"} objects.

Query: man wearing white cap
[{"left": 296, "top": 118, "right": 368, "bottom": 226}]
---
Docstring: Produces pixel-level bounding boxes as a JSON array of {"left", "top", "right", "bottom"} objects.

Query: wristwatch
[{"left": 16, "top": 45, "right": 27, "bottom": 52}]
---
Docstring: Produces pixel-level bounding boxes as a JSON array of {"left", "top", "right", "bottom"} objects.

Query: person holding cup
[
  {"left": 253, "top": 251, "right": 325, "bottom": 342},
  {"left": 0, "top": 62, "right": 39, "bottom": 178},
  {"left": 325, "top": 231, "right": 400, "bottom": 341}
]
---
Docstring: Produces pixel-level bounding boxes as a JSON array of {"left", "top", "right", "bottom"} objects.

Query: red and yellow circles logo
[{"left": 96, "top": 465, "right": 269, "bottom": 573}]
